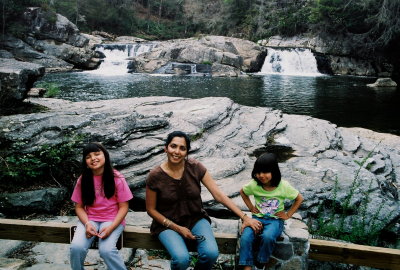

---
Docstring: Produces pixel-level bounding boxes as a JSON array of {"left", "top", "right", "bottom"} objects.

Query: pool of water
[{"left": 36, "top": 72, "right": 400, "bottom": 135}]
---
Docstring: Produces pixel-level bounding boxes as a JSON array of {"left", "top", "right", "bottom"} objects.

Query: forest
[{"left": 1, "top": 0, "right": 400, "bottom": 58}]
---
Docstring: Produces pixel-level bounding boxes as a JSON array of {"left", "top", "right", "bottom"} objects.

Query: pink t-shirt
[{"left": 71, "top": 170, "right": 133, "bottom": 226}]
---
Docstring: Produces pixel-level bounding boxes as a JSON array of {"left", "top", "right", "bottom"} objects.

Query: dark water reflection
[{"left": 36, "top": 72, "right": 400, "bottom": 135}]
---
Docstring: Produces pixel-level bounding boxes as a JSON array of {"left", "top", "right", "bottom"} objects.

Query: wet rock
[
  {"left": 367, "top": 78, "right": 397, "bottom": 87},
  {"left": 0, "top": 58, "right": 45, "bottom": 110}
]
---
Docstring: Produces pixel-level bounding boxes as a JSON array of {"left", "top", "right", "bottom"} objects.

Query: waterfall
[
  {"left": 260, "top": 47, "right": 321, "bottom": 76},
  {"left": 87, "top": 43, "right": 154, "bottom": 76}
]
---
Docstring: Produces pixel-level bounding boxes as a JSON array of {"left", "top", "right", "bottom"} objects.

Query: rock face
[
  {"left": 0, "top": 96, "right": 398, "bottom": 244},
  {"left": 0, "top": 187, "right": 67, "bottom": 215},
  {"left": 258, "top": 35, "right": 393, "bottom": 77},
  {"left": 0, "top": 58, "right": 45, "bottom": 110},
  {"left": 128, "top": 35, "right": 267, "bottom": 77},
  {"left": 0, "top": 7, "right": 100, "bottom": 72}
]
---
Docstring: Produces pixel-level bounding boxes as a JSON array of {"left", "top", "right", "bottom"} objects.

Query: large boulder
[
  {"left": 0, "top": 187, "right": 67, "bottom": 214},
  {"left": 0, "top": 96, "right": 398, "bottom": 245},
  {"left": 23, "top": 7, "right": 88, "bottom": 48},
  {"left": 0, "top": 8, "right": 101, "bottom": 71},
  {"left": 367, "top": 78, "right": 398, "bottom": 88},
  {"left": 0, "top": 58, "right": 45, "bottom": 110},
  {"left": 128, "top": 35, "right": 267, "bottom": 76},
  {"left": 0, "top": 35, "right": 74, "bottom": 71}
]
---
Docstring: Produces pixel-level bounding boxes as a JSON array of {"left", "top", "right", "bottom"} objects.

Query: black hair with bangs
[
  {"left": 81, "top": 142, "right": 115, "bottom": 206},
  {"left": 251, "top": 153, "right": 281, "bottom": 187}
]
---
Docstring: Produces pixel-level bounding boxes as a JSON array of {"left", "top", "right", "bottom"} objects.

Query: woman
[
  {"left": 70, "top": 142, "right": 133, "bottom": 270},
  {"left": 146, "top": 131, "right": 262, "bottom": 270}
]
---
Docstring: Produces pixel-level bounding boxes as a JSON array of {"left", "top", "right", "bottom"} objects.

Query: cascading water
[
  {"left": 87, "top": 43, "right": 154, "bottom": 76},
  {"left": 260, "top": 47, "right": 321, "bottom": 76}
]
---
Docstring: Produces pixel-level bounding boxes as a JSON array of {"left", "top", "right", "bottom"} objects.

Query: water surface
[{"left": 36, "top": 72, "right": 400, "bottom": 135}]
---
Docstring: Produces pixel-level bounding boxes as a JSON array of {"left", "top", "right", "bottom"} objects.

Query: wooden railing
[
  {"left": 0, "top": 218, "right": 237, "bottom": 254},
  {"left": 0, "top": 218, "right": 399, "bottom": 269},
  {"left": 309, "top": 238, "right": 400, "bottom": 270}
]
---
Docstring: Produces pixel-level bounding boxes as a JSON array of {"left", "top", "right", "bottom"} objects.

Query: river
[{"left": 36, "top": 71, "right": 400, "bottom": 135}]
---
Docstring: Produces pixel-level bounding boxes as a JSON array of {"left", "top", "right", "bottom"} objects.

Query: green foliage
[
  {"left": 36, "top": 82, "right": 60, "bottom": 98},
  {"left": 6, "top": 22, "right": 28, "bottom": 38},
  {"left": 310, "top": 145, "right": 395, "bottom": 246},
  {"left": 201, "top": 61, "right": 212, "bottom": 66},
  {"left": 190, "top": 129, "right": 205, "bottom": 142},
  {"left": 0, "top": 134, "right": 84, "bottom": 191},
  {"left": 3, "top": 0, "right": 399, "bottom": 58}
]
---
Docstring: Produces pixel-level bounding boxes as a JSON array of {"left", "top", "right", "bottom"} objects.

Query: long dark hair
[
  {"left": 251, "top": 153, "right": 281, "bottom": 187},
  {"left": 165, "top": 131, "right": 191, "bottom": 152},
  {"left": 81, "top": 142, "right": 115, "bottom": 206}
]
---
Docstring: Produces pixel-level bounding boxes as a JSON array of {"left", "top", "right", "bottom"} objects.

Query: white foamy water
[
  {"left": 259, "top": 48, "right": 322, "bottom": 76},
  {"left": 87, "top": 43, "right": 154, "bottom": 76}
]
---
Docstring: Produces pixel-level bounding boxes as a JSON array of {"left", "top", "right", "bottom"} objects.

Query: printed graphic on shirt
[
  {"left": 257, "top": 197, "right": 279, "bottom": 216},
  {"left": 95, "top": 184, "right": 104, "bottom": 197}
]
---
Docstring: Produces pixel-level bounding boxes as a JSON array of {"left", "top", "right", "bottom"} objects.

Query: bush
[
  {"left": 36, "top": 82, "right": 60, "bottom": 97},
  {"left": 309, "top": 145, "right": 395, "bottom": 247},
  {"left": 0, "top": 134, "right": 84, "bottom": 192}
]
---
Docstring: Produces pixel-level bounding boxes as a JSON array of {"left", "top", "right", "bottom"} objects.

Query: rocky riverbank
[
  {"left": 0, "top": 96, "right": 398, "bottom": 245},
  {"left": 0, "top": 95, "right": 398, "bottom": 269}
]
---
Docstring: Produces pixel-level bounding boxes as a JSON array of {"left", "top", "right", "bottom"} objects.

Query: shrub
[
  {"left": 0, "top": 134, "right": 84, "bottom": 192},
  {"left": 310, "top": 145, "right": 395, "bottom": 246},
  {"left": 36, "top": 82, "right": 60, "bottom": 98}
]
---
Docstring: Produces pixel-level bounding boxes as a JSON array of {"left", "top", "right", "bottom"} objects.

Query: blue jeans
[
  {"left": 158, "top": 218, "right": 219, "bottom": 270},
  {"left": 239, "top": 216, "right": 284, "bottom": 266},
  {"left": 70, "top": 221, "right": 126, "bottom": 270}
]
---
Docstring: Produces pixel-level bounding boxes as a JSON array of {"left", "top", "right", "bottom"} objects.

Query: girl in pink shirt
[{"left": 70, "top": 142, "right": 133, "bottom": 270}]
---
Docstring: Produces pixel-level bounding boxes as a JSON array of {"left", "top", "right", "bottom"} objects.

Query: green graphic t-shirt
[{"left": 242, "top": 179, "right": 299, "bottom": 219}]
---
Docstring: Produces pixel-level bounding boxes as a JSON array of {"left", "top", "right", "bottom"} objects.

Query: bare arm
[
  {"left": 239, "top": 188, "right": 260, "bottom": 214},
  {"left": 201, "top": 171, "right": 262, "bottom": 232},
  {"left": 145, "top": 186, "right": 195, "bottom": 240},
  {"left": 275, "top": 193, "right": 304, "bottom": 220},
  {"left": 75, "top": 203, "right": 97, "bottom": 238}
]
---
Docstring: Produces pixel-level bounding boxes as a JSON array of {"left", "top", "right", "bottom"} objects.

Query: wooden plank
[
  {"left": 0, "top": 218, "right": 71, "bottom": 243},
  {"left": 0, "top": 219, "right": 237, "bottom": 254},
  {"left": 3, "top": 218, "right": 400, "bottom": 266},
  {"left": 123, "top": 227, "right": 237, "bottom": 254},
  {"left": 309, "top": 239, "right": 400, "bottom": 270}
]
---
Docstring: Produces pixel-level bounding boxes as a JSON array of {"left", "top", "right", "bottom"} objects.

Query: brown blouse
[{"left": 146, "top": 158, "right": 211, "bottom": 235}]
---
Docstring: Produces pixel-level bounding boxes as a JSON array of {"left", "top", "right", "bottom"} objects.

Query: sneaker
[{"left": 254, "top": 261, "right": 264, "bottom": 269}]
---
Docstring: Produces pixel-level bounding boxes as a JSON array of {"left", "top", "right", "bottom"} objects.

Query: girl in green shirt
[{"left": 239, "top": 153, "right": 303, "bottom": 269}]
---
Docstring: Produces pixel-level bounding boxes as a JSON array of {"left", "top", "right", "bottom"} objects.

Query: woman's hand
[
  {"left": 275, "top": 211, "right": 290, "bottom": 220},
  {"left": 241, "top": 216, "right": 263, "bottom": 234},
  {"left": 176, "top": 225, "right": 196, "bottom": 240}
]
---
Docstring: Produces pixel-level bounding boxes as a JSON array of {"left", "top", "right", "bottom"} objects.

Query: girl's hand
[
  {"left": 177, "top": 225, "right": 195, "bottom": 240},
  {"left": 275, "top": 211, "right": 290, "bottom": 220},
  {"left": 250, "top": 206, "right": 260, "bottom": 214},
  {"left": 98, "top": 226, "right": 113, "bottom": 239},
  {"left": 241, "top": 217, "right": 263, "bottom": 234},
  {"left": 85, "top": 222, "right": 98, "bottom": 238}
]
